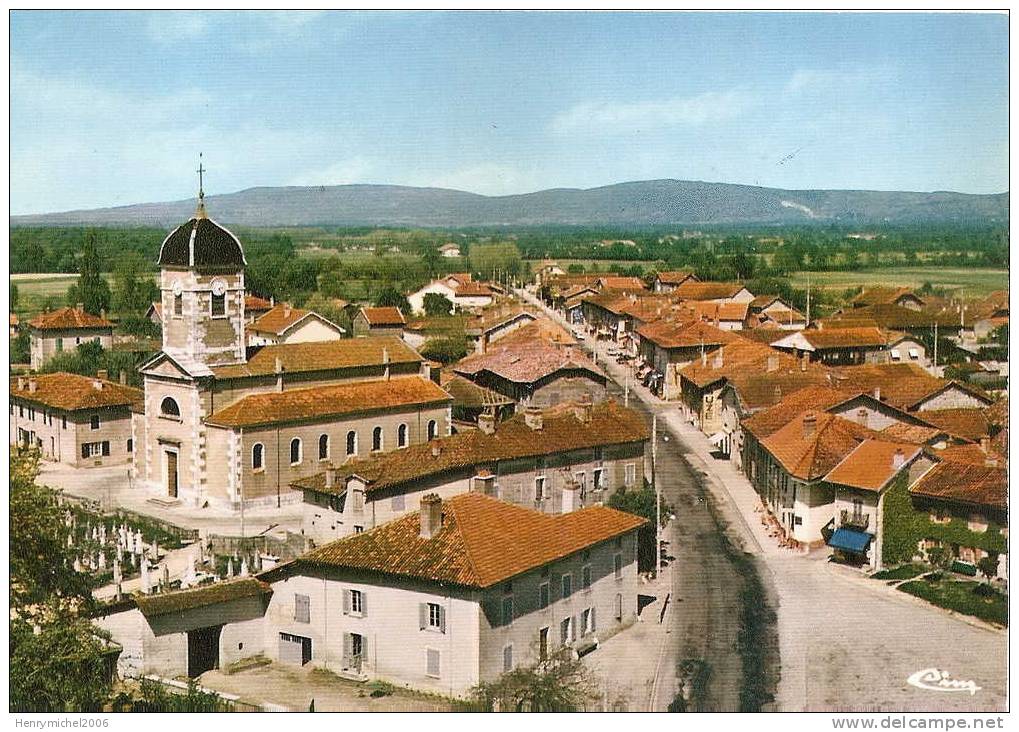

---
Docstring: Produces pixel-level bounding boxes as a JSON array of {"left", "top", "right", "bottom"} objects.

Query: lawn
[
  {"left": 11, "top": 271, "right": 156, "bottom": 318},
  {"left": 898, "top": 578, "right": 1007, "bottom": 626},
  {"left": 871, "top": 563, "right": 928, "bottom": 581},
  {"left": 789, "top": 268, "right": 1008, "bottom": 298}
]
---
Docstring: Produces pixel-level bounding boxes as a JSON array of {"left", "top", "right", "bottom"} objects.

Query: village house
[
  {"left": 819, "top": 304, "right": 963, "bottom": 340},
  {"left": 10, "top": 313, "right": 19, "bottom": 338},
  {"left": 247, "top": 303, "right": 346, "bottom": 346},
  {"left": 10, "top": 371, "right": 142, "bottom": 467},
  {"left": 749, "top": 296, "right": 807, "bottom": 330},
  {"left": 28, "top": 305, "right": 114, "bottom": 370},
  {"left": 635, "top": 320, "right": 740, "bottom": 401},
  {"left": 439, "top": 373, "right": 515, "bottom": 428},
  {"left": 532, "top": 260, "right": 567, "bottom": 287},
  {"left": 651, "top": 270, "right": 698, "bottom": 293},
  {"left": 670, "top": 280, "right": 755, "bottom": 304},
  {"left": 97, "top": 494, "right": 645, "bottom": 696},
  {"left": 352, "top": 307, "right": 406, "bottom": 338},
  {"left": 294, "top": 399, "right": 649, "bottom": 543},
  {"left": 850, "top": 287, "right": 925, "bottom": 311},
  {"left": 453, "top": 333, "right": 607, "bottom": 407},
  {"left": 684, "top": 300, "right": 752, "bottom": 331},
  {"left": 827, "top": 363, "right": 993, "bottom": 413},
  {"left": 770, "top": 327, "right": 924, "bottom": 367},
  {"left": 907, "top": 457, "right": 1008, "bottom": 579},
  {"left": 438, "top": 242, "right": 461, "bottom": 258},
  {"left": 824, "top": 440, "right": 934, "bottom": 569},
  {"left": 463, "top": 307, "right": 538, "bottom": 354},
  {"left": 407, "top": 274, "right": 496, "bottom": 314}
]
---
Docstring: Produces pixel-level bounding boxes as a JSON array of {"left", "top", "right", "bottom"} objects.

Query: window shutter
[
  {"left": 102, "top": 441, "right": 110, "bottom": 456},
  {"left": 342, "top": 589, "right": 351, "bottom": 615},
  {"left": 590, "top": 607, "right": 596, "bottom": 633},
  {"left": 419, "top": 603, "right": 427, "bottom": 630},
  {"left": 361, "top": 592, "right": 367, "bottom": 617},
  {"left": 343, "top": 633, "right": 353, "bottom": 662},
  {"left": 571, "top": 615, "right": 578, "bottom": 641},
  {"left": 439, "top": 605, "right": 447, "bottom": 634},
  {"left": 81, "top": 444, "right": 88, "bottom": 459}
]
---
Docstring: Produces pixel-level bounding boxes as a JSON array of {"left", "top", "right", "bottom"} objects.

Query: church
[{"left": 131, "top": 186, "right": 451, "bottom": 512}]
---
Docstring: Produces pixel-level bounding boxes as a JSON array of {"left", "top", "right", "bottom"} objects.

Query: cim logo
[{"left": 907, "top": 668, "right": 981, "bottom": 696}]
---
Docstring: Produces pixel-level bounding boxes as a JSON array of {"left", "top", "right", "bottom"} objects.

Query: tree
[
  {"left": 607, "top": 485, "right": 673, "bottom": 572},
  {"left": 11, "top": 282, "right": 18, "bottom": 310},
  {"left": 977, "top": 555, "right": 999, "bottom": 587},
  {"left": 374, "top": 286, "right": 411, "bottom": 315},
  {"left": 66, "top": 229, "right": 111, "bottom": 316},
  {"left": 468, "top": 242, "right": 523, "bottom": 282},
  {"left": 420, "top": 336, "right": 470, "bottom": 365},
  {"left": 10, "top": 330, "right": 29, "bottom": 365},
  {"left": 10, "top": 451, "right": 113, "bottom": 712},
  {"left": 924, "top": 545, "right": 952, "bottom": 579},
  {"left": 422, "top": 292, "right": 453, "bottom": 317},
  {"left": 111, "top": 251, "right": 158, "bottom": 316},
  {"left": 468, "top": 649, "right": 599, "bottom": 711},
  {"left": 420, "top": 244, "right": 442, "bottom": 279}
]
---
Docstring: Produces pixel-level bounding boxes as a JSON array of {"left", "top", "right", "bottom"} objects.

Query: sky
[{"left": 9, "top": 11, "right": 1009, "bottom": 215}]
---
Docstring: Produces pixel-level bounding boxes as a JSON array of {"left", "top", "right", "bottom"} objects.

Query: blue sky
[{"left": 10, "top": 11, "right": 1009, "bottom": 215}]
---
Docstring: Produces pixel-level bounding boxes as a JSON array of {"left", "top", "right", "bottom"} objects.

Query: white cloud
[
  {"left": 551, "top": 90, "right": 751, "bottom": 135},
  {"left": 784, "top": 68, "right": 880, "bottom": 94}
]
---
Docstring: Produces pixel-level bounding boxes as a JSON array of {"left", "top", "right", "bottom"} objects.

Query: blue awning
[{"left": 827, "top": 527, "right": 874, "bottom": 554}]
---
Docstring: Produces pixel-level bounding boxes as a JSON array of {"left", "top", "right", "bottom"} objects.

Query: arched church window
[
  {"left": 346, "top": 431, "right": 357, "bottom": 456},
  {"left": 318, "top": 434, "right": 329, "bottom": 461},
  {"left": 290, "top": 438, "right": 302, "bottom": 465},
  {"left": 427, "top": 420, "right": 438, "bottom": 441},
  {"left": 372, "top": 426, "right": 383, "bottom": 452},
  {"left": 160, "top": 397, "right": 181, "bottom": 419},
  {"left": 252, "top": 443, "right": 264, "bottom": 470}
]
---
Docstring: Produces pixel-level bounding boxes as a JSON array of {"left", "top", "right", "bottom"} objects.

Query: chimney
[
  {"left": 419, "top": 494, "right": 443, "bottom": 539},
  {"left": 573, "top": 395, "right": 593, "bottom": 424},
  {"left": 980, "top": 436, "right": 990, "bottom": 454},
  {"left": 270, "top": 296, "right": 275, "bottom": 306},
  {"left": 100, "top": 308, "right": 106, "bottom": 321},
  {"left": 856, "top": 408, "right": 869, "bottom": 428},
  {"left": 773, "top": 385, "right": 782, "bottom": 401},
  {"left": 274, "top": 357, "right": 284, "bottom": 392},
  {"left": 92, "top": 379, "right": 102, "bottom": 391},
  {"left": 524, "top": 406, "right": 544, "bottom": 431},
  {"left": 97, "top": 369, "right": 108, "bottom": 381},
  {"left": 119, "top": 370, "right": 127, "bottom": 385},
  {"left": 873, "top": 387, "right": 881, "bottom": 401},
  {"left": 76, "top": 302, "right": 84, "bottom": 312},
  {"left": 324, "top": 466, "right": 336, "bottom": 489},
  {"left": 701, "top": 350, "right": 708, "bottom": 367},
  {"left": 28, "top": 379, "right": 37, "bottom": 394},
  {"left": 477, "top": 411, "right": 496, "bottom": 435},
  {"left": 891, "top": 448, "right": 906, "bottom": 470},
  {"left": 799, "top": 351, "right": 808, "bottom": 372},
  {"left": 561, "top": 481, "right": 581, "bottom": 514},
  {"left": 383, "top": 347, "right": 390, "bottom": 381},
  {"left": 713, "top": 347, "right": 724, "bottom": 369},
  {"left": 766, "top": 354, "right": 779, "bottom": 373},
  {"left": 17, "top": 377, "right": 25, "bottom": 390},
  {"left": 283, "top": 304, "right": 291, "bottom": 319},
  {"left": 802, "top": 412, "right": 817, "bottom": 439},
  {"left": 431, "top": 444, "right": 442, "bottom": 458}
]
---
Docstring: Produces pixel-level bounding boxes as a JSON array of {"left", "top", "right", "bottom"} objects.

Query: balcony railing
[{"left": 840, "top": 510, "right": 869, "bottom": 531}]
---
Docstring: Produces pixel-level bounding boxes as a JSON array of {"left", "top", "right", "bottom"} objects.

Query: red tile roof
[
  {"left": 29, "top": 307, "right": 112, "bottom": 331},
  {"left": 637, "top": 319, "right": 740, "bottom": 350},
  {"left": 360, "top": 307, "right": 406, "bottom": 326},
  {"left": 10, "top": 372, "right": 142, "bottom": 412},
  {"left": 760, "top": 411, "right": 882, "bottom": 481},
  {"left": 655, "top": 271, "right": 697, "bottom": 286},
  {"left": 134, "top": 578, "right": 271, "bottom": 617},
  {"left": 880, "top": 423, "right": 949, "bottom": 445},
  {"left": 673, "top": 281, "right": 750, "bottom": 301},
  {"left": 851, "top": 287, "right": 923, "bottom": 307},
  {"left": 680, "top": 340, "right": 802, "bottom": 388},
  {"left": 827, "top": 364, "right": 989, "bottom": 411},
  {"left": 211, "top": 336, "right": 421, "bottom": 379},
  {"left": 792, "top": 327, "right": 904, "bottom": 350},
  {"left": 290, "top": 492, "right": 646, "bottom": 589},
  {"left": 245, "top": 294, "right": 274, "bottom": 312},
  {"left": 294, "top": 400, "right": 649, "bottom": 495},
  {"left": 206, "top": 375, "right": 450, "bottom": 428},
  {"left": 597, "top": 276, "right": 647, "bottom": 291},
  {"left": 824, "top": 439, "right": 922, "bottom": 491},
  {"left": 918, "top": 408, "right": 990, "bottom": 442},
  {"left": 685, "top": 300, "right": 751, "bottom": 323},
  {"left": 909, "top": 461, "right": 1006, "bottom": 511},
  {"left": 454, "top": 336, "right": 604, "bottom": 385},
  {"left": 742, "top": 386, "right": 854, "bottom": 438},
  {"left": 249, "top": 304, "right": 312, "bottom": 335}
]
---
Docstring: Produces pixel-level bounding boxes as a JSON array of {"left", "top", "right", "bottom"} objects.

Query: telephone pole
[{"left": 652, "top": 414, "right": 660, "bottom": 577}]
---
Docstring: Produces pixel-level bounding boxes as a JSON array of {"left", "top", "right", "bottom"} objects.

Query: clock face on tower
[
  {"left": 171, "top": 281, "right": 183, "bottom": 297},
  {"left": 211, "top": 279, "right": 227, "bottom": 297}
]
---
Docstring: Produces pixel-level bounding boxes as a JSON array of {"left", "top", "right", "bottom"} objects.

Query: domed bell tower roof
[{"left": 157, "top": 156, "right": 247, "bottom": 268}]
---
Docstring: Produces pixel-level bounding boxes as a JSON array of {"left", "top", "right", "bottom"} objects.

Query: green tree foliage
[
  {"left": 11, "top": 282, "right": 19, "bottom": 309},
  {"left": 420, "top": 336, "right": 470, "bottom": 365},
  {"left": 422, "top": 292, "right": 453, "bottom": 317},
  {"left": 303, "top": 292, "right": 353, "bottom": 334},
  {"left": 607, "top": 484, "right": 673, "bottom": 572},
  {"left": 468, "top": 649, "right": 599, "bottom": 711},
  {"left": 977, "top": 555, "right": 999, "bottom": 586},
  {"left": 10, "top": 451, "right": 113, "bottom": 712},
  {"left": 66, "top": 230, "right": 112, "bottom": 316},
  {"left": 374, "top": 286, "right": 412, "bottom": 314},
  {"left": 10, "top": 330, "right": 30, "bottom": 365},
  {"left": 111, "top": 251, "right": 159, "bottom": 316},
  {"left": 40, "top": 341, "right": 143, "bottom": 387},
  {"left": 566, "top": 263, "right": 586, "bottom": 274},
  {"left": 468, "top": 242, "right": 523, "bottom": 282}
]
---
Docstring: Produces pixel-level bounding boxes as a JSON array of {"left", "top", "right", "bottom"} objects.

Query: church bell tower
[{"left": 156, "top": 157, "right": 247, "bottom": 368}]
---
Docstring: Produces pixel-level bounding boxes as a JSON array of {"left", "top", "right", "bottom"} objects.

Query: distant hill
[{"left": 10, "top": 179, "right": 1008, "bottom": 228}]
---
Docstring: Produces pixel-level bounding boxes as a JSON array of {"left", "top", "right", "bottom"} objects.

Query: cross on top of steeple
[{"left": 196, "top": 153, "right": 207, "bottom": 219}]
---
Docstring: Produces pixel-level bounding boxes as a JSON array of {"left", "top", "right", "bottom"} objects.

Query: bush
[
  {"left": 420, "top": 336, "right": 471, "bottom": 365},
  {"left": 607, "top": 483, "right": 673, "bottom": 573}
]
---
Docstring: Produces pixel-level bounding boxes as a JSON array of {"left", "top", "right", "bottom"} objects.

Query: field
[
  {"left": 788, "top": 268, "right": 1008, "bottom": 298},
  {"left": 11, "top": 272, "right": 155, "bottom": 318}
]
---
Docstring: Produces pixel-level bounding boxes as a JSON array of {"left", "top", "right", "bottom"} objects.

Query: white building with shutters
[{"left": 258, "top": 492, "right": 645, "bottom": 696}]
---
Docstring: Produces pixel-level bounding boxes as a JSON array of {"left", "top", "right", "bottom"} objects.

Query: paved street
[{"left": 518, "top": 286, "right": 1008, "bottom": 713}]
